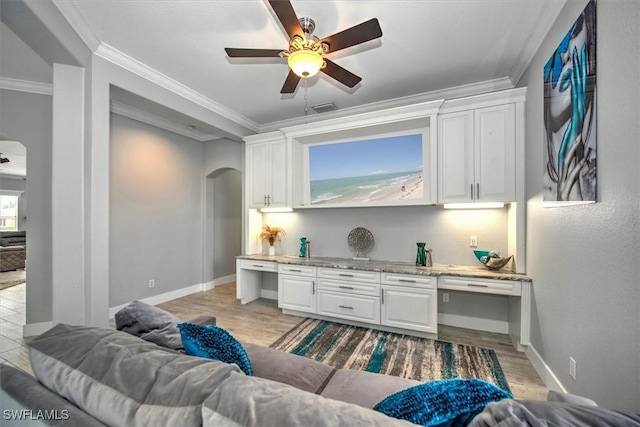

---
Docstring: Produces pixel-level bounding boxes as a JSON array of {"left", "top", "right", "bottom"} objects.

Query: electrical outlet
[
  {"left": 470, "top": 235, "right": 478, "bottom": 247},
  {"left": 569, "top": 357, "right": 577, "bottom": 380},
  {"left": 148, "top": 279, "right": 155, "bottom": 288},
  {"left": 442, "top": 293, "right": 449, "bottom": 303}
]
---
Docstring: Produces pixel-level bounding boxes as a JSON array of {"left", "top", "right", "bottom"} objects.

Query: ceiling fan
[{"left": 225, "top": 0, "right": 382, "bottom": 94}]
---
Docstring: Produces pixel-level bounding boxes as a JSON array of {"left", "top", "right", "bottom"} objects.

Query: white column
[{"left": 51, "top": 63, "right": 85, "bottom": 325}]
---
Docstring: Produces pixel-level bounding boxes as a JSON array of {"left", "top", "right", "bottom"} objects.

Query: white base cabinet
[
  {"left": 277, "top": 264, "right": 317, "bottom": 312},
  {"left": 381, "top": 286, "right": 437, "bottom": 333},
  {"left": 317, "top": 291, "right": 380, "bottom": 325},
  {"left": 380, "top": 272, "right": 438, "bottom": 333}
]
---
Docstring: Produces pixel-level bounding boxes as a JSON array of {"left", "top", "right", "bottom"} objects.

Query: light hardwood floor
[
  {"left": 158, "top": 282, "right": 548, "bottom": 401},
  {"left": 1, "top": 281, "right": 547, "bottom": 401}
]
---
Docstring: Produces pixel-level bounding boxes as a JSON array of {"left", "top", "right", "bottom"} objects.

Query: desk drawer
[
  {"left": 438, "top": 276, "right": 521, "bottom": 296},
  {"left": 318, "top": 268, "right": 380, "bottom": 283},
  {"left": 278, "top": 264, "right": 316, "bottom": 277},
  {"left": 381, "top": 272, "right": 436, "bottom": 289},
  {"left": 240, "top": 260, "right": 278, "bottom": 272},
  {"left": 318, "top": 279, "right": 380, "bottom": 296},
  {"left": 317, "top": 291, "right": 380, "bottom": 324}
]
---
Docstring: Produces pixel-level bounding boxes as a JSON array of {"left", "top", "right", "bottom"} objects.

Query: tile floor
[{"left": 0, "top": 282, "right": 33, "bottom": 376}]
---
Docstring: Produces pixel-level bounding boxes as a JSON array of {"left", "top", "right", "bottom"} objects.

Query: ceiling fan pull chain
[{"left": 304, "top": 78, "right": 309, "bottom": 119}]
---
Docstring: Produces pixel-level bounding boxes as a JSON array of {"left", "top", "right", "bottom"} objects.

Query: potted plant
[{"left": 259, "top": 225, "right": 286, "bottom": 256}]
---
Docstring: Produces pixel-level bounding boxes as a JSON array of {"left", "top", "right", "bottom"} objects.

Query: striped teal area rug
[{"left": 270, "top": 318, "right": 511, "bottom": 394}]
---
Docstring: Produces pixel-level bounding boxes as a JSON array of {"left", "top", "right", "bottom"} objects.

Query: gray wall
[
  {"left": 109, "top": 114, "right": 204, "bottom": 306},
  {"left": 0, "top": 89, "right": 53, "bottom": 324},
  {"left": 263, "top": 206, "right": 508, "bottom": 265},
  {"left": 518, "top": 0, "right": 639, "bottom": 411}
]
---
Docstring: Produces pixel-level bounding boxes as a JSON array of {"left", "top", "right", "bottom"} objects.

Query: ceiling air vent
[{"left": 311, "top": 102, "right": 338, "bottom": 114}]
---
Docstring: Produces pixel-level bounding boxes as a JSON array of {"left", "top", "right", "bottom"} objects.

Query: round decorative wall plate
[{"left": 348, "top": 227, "right": 374, "bottom": 260}]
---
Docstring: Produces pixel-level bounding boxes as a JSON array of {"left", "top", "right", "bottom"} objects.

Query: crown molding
[
  {"left": 52, "top": 0, "right": 101, "bottom": 52},
  {"left": 110, "top": 101, "right": 222, "bottom": 142},
  {"left": 0, "top": 77, "right": 53, "bottom": 96},
  {"left": 94, "top": 43, "right": 259, "bottom": 133},
  {"left": 259, "top": 77, "right": 514, "bottom": 133},
  {"left": 508, "top": 0, "right": 567, "bottom": 85}
]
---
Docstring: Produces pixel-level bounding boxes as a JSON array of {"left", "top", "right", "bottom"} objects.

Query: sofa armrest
[
  {"left": 186, "top": 314, "right": 217, "bottom": 326},
  {"left": 0, "top": 364, "right": 107, "bottom": 426}
]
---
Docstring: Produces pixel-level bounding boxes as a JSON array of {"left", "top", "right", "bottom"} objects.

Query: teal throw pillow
[
  {"left": 373, "top": 378, "right": 512, "bottom": 427},
  {"left": 178, "top": 322, "right": 253, "bottom": 376}
]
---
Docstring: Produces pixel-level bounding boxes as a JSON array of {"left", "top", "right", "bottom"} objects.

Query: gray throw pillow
[{"left": 115, "top": 300, "right": 184, "bottom": 351}]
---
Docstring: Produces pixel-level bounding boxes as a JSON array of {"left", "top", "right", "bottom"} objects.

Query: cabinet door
[
  {"left": 246, "top": 142, "right": 268, "bottom": 208},
  {"left": 475, "top": 104, "right": 516, "bottom": 202},
  {"left": 278, "top": 274, "right": 316, "bottom": 313},
  {"left": 438, "top": 111, "right": 474, "bottom": 203},
  {"left": 268, "top": 140, "right": 288, "bottom": 207},
  {"left": 381, "top": 286, "right": 437, "bottom": 333}
]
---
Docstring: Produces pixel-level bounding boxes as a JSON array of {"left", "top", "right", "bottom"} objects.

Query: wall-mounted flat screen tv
[{"left": 307, "top": 132, "right": 425, "bottom": 206}]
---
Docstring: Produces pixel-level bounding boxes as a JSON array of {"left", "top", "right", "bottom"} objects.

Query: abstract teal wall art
[{"left": 543, "top": 0, "right": 597, "bottom": 205}]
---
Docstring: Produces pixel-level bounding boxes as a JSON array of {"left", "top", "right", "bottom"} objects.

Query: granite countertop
[{"left": 237, "top": 254, "right": 532, "bottom": 282}]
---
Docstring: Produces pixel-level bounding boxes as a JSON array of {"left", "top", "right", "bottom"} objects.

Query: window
[{"left": 0, "top": 195, "right": 18, "bottom": 231}]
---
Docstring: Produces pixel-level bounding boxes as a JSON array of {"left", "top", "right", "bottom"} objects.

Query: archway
[{"left": 204, "top": 167, "right": 242, "bottom": 289}]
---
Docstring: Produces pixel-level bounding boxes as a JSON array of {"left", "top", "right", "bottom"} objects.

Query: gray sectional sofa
[{"left": 1, "top": 301, "right": 638, "bottom": 426}]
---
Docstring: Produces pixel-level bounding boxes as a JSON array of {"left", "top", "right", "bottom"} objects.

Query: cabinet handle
[
  {"left": 470, "top": 183, "right": 474, "bottom": 200},
  {"left": 398, "top": 279, "right": 416, "bottom": 283},
  {"left": 264, "top": 195, "right": 267, "bottom": 206},
  {"left": 339, "top": 305, "right": 354, "bottom": 310},
  {"left": 253, "top": 264, "right": 264, "bottom": 268},
  {"left": 339, "top": 273, "right": 354, "bottom": 277},
  {"left": 267, "top": 195, "right": 271, "bottom": 206},
  {"left": 476, "top": 183, "right": 480, "bottom": 200},
  {"left": 381, "top": 289, "right": 384, "bottom": 304},
  {"left": 467, "top": 283, "right": 489, "bottom": 288},
  {"left": 338, "top": 285, "right": 354, "bottom": 290},
  {"left": 289, "top": 268, "right": 302, "bottom": 272},
  {"left": 312, "top": 281, "right": 315, "bottom": 295}
]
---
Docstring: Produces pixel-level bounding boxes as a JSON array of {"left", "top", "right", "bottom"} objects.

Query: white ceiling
[{"left": 53, "top": 0, "right": 565, "bottom": 130}]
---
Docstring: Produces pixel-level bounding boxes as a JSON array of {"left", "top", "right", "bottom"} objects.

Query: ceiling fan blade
[
  {"left": 225, "top": 48, "right": 283, "bottom": 58},
  {"left": 268, "top": 0, "right": 303, "bottom": 40},
  {"left": 321, "top": 59, "right": 362, "bottom": 88},
  {"left": 320, "top": 18, "right": 383, "bottom": 54},
  {"left": 281, "top": 70, "right": 301, "bottom": 94}
]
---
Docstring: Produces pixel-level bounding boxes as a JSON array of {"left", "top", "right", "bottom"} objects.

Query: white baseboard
[
  {"left": 260, "top": 289, "right": 278, "bottom": 300},
  {"left": 203, "top": 274, "right": 236, "bottom": 291},
  {"left": 525, "top": 343, "right": 567, "bottom": 393},
  {"left": 438, "top": 313, "right": 509, "bottom": 334},
  {"left": 23, "top": 321, "right": 54, "bottom": 337},
  {"left": 108, "top": 283, "right": 205, "bottom": 318}
]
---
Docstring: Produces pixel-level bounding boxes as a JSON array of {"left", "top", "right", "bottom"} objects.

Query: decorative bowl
[
  {"left": 484, "top": 255, "right": 513, "bottom": 271},
  {"left": 473, "top": 250, "right": 499, "bottom": 265}
]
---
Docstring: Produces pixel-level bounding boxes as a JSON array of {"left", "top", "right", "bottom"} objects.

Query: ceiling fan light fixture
[{"left": 287, "top": 49, "right": 323, "bottom": 78}]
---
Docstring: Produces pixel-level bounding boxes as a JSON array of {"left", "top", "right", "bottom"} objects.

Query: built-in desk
[{"left": 236, "top": 255, "right": 532, "bottom": 350}]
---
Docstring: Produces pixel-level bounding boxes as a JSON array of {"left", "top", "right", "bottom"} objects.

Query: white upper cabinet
[
  {"left": 438, "top": 100, "right": 517, "bottom": 204},
  {"left": 245, "top": 132, "right": 289, "bottom": 209},
  {"left": 475, "top": 104, "right": 516, "bottom": 202}
]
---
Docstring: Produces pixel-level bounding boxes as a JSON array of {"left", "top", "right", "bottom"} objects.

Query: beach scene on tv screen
[{"left": 309, "top": 134, "right": 423, "bottom": 205}]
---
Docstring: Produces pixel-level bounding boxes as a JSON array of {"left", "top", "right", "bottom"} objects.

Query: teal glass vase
[
  {"left": 299, "top": 237, "right": 307, "bottom": 257},
  {"left": 416, "top": 242, "right": 427, "bottom": 266}
]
